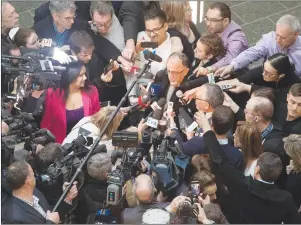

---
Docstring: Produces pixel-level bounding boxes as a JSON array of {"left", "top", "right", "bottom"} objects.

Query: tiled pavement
[{"left": 9, "top": 1, "right": 301, "bottom": 46}]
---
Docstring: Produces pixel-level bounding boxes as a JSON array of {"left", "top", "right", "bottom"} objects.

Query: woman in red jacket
[{"left": 41, "top": 61, "right": 100, "bottom": 143}]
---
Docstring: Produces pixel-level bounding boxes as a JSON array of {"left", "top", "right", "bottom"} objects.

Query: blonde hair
[
  {"left": 284, "top": 134, "right": 301, "bottom": 173},
  {"left": 161, "top": 1, "right": 186, "bottom": 31},
  {"left": 90, "top": 106, "right": 123, "bottom": 140}
]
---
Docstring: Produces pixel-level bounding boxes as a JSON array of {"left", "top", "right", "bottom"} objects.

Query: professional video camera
[
  {"left": 38, "top": 135, "right": 91, "bottom": 186},
  {"left": 107, "top": 131, "right": 146, "bottom": 206}
]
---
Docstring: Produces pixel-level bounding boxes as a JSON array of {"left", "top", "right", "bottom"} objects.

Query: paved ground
[{"left": 10, "top": 1, "right": 301, "bottom": 46}]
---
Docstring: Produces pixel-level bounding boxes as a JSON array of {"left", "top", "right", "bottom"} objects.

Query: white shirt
[
  {"left": 244, "top": 159, "right": 257, "bottom": 178},
  {"left": 136, "top": 32, "right": 174, "bottom": 76}
]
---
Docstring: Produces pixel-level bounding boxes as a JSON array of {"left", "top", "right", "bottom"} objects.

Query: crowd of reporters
[{"left": 1, "top": 0, "right": 301, "bottom": 224}]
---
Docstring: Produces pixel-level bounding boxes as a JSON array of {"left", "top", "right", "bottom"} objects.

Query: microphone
[
  {"left": 126, "top": 94, "right": 151, "bottom": 114},
  {"left": 143, "top": 50, "right": 162, "bottom": 63},
  {"left": 143, "top": 71, "right": 155, "bottom": 79},
  {"left": 176, "top": 90, "right": 193, "bottom": 116},
  {"left": 179, "top": 107, "right": 199, "bottom": 132},
  {"left": 141, "top": 42, "right": 158, "bottom": 49},
  {"left": 145, "top": 98, "right": 166, "bottom": 129}
]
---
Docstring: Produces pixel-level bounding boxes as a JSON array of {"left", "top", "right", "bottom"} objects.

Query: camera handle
[{"left": 52, "top": 60, "right": 152, "bottom": 212}]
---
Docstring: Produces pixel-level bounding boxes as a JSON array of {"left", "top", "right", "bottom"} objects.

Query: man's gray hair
[
  {"left": 250, "top": 97, "right": 274, "bottom": 122},
  {"left": 87, "top": 153, "right": 112, "bottom": 180},
  {"left": 90, "top": 1, "right": 114, "bottom": 17},
  {"left": 276, "top": 14, "right": 300, "bottom": 33},
  {"left": 49, "top": 1, "right": 76, "bottom": 15},
  {"left": 203, "top": 83, "right": 224, "bottom": 108}
]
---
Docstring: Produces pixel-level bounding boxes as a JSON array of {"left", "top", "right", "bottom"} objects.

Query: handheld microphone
[
  {"left": 176, "top": 90, "right": 193, "bottom": 116},
  {"left": 143, "top": 50, "right": 162, "bottom": 63},
  {"left": 145, "top": 98, "right": 166, "bottom": 129},
  {"left": 179, "top": 107, "right": 199, "bottom": 132}
]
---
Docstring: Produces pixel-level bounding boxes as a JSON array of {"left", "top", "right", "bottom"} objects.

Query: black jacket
[
  {"left": 263, "top": 124, "right": 289, "bottom": 189},
  {"left": 32, "top": 16, "right": 89, "bottom": 46},
  {"left": 203, "top": 130, "right": 301, "bottom": 224},
  {"left": 168, "top": 28, "right": 194, "bottom": 63},
  {"left": 4, "top": 188, "right": 72, "bottom": 224},
  {"left": 286, "top": 172, "right": 301, "bottom": 208},
  {"left": 33, "top": 1, "right": 92, "bottom": 25},
  {"left": 121, "top": 202, "right": 170, "bottom": 224},
  {"left": 118, "top": 1, "right": 160, "bottom": 42},
  {"left": 86, "top": 53, "right": 127, "bottom": 106},
  {"left": 75, "top": 180, "right": 107, "bottom": 224},
  {"left": 273, "top": 101, "right": 301, "bottom": 136}
]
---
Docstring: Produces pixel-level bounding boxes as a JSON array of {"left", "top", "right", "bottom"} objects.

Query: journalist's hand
[
  {"left": 215, "top": 65, "right": 234, "bottom": 79},
  {"left": 118, "top": 56, "right": 134, "bottom": 72},
  {"left": 39, "top": 38, "right": 52, "bottom": 47},
  {"left": 194, "top": 203, "right": 212, "bottom": 224},
  {"left": 46, "top": 211, "right": 60, "bottom": 224},
  {"left": 138, "top": 119, "right": 148, "bottom": 134},
  {"left": 194, "top": 66, "right": 209, "bottom": 77},
  {"left": 101, "top": 71, "right": 113, "bottom": 83},
  {"left": 64, "top": 181, "right": 78, "bottom": 202},
  {"left": 122, "top": 39, "right": 136, "bottom": 60},
  {"left": 183, "top": 88, "right": 198, "bottom": 103},
  {"left": 165, "top": 196, "right": 190, "bottom": 213},
  {"left": 198, "top": 194, "right": 210, "bottom": 206},
  {"left": 223, "top": 92, "right": 239, "bottom": 113},
  {"left": 194, "top": 111, "right": 211, "bottom": 132}
]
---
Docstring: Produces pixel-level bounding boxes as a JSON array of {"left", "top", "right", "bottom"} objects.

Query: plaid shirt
[{"left": 14, "top": 195, "right": 47, "bottom": 219}]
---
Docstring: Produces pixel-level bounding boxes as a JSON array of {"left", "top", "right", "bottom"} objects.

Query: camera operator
[
  {"left": 74, "top": 153, "right": 112, "bottom": 223},
  {"left": 14, "top": 28, "right": 53, "bottom": 49},
  {"left": 4, "top": 160, "right": 78, "bottom": 224},
  {"left": 1, "top": 2, "right": 19, "bottom": 48},
  {"left": 68, "top": 30, "right": 127, "bottom": 105},
  {"left": 34, "top": 143, "right": 65, "bottom": 206}
]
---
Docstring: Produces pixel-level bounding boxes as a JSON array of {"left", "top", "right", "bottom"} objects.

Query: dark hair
[
  {"left": 59, "top": 61, "right": 90, "bottom": 101},
  {"left": 168, "top": 52, "right": 190, "bottom": 68},
  {"left": 14, "top": 28, "right": 36, "bottom": 47},
  {"left": 212, "top": 105, "right": 234, "bottom": 135},
  {"left": 191, "top": 154, "right": 212, "bottom": 174},
  {"left": 252, "top": 87, "right": 276, "bottom": 106},
  {"left": 69, "top": 31, "right": 94, "bottom": 54},
  {"left": 257, "top": 152, "right": 282, "bottom": 182},
  {"left": 6, "top": 161, "right": 29, "bottom": 190},
  {"left": 90, "top": 1, "right": 114, "bottom": 17},
  {"left": 198, "top": 33, "right": 226, "bottom": 57},
  {"left": 209, "top": 2, "right": 231, "bottom": 21},
  {"left": 267, "top": 53, "right": 296, "bottom": 76},
  {"left": 190, "top": 171, "right": 215, "bottom": 193},
  {"left": 204, "top": 203, "right": 227, "bottom": 224},
  {"left": 289, "top": 83, "right": 301, "bottom": 97},
  {"left": 144, "top": 8, "right": 167, "bottom": 25},
  {"left": 35, "top": 143, "right": 64, "bottom": 173}
]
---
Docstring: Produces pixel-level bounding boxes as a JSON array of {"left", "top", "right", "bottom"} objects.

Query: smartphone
[
  {"left": 190, "top": 182, "right": 200, "bottom": 197},
  {"left": 104, "top": 61, "right": 115, "bottom": 74},
  {"left": 221, "top": 84, "right": 235, "bottom": 91},
  {"left": 141, "top": 41, "right": 158, "bottom": 49}
]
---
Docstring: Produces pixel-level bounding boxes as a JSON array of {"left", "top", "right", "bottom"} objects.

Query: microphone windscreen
[
  {"left": 176, "top": 90, "right": 183, "bottom": 99},
  {"left": 152, "top": 109, "right": 163, "bottom": 120},
  {"left": 157, "top": 98, "right": 167, "bottom": 108},
  {"left": 94, "top": 144, "right": 107, "bottom": 154},
  {"left": 179, "top": 107, "right": 194, "bottom": 126}
]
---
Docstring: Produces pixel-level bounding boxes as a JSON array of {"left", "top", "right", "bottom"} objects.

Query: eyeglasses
[
  {"left": 262, "top": 64, "right": 279, "bottom": 77},
  {"left": 92, "top": 19, "right": 112, "bottom": 28},
  {"left": 63, "top": 14, "right": 77, "bottom": 21},
  {"left": 167, "top": 68, "right": 186, "bottom": 76},
  {"left": 145, "top": 23, "right": 165, "bottom": 36},
  {"left": 203, "top": 16, "right": 224, "bottom": 23}
]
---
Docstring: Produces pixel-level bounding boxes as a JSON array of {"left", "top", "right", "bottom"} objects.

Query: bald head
[
  {"left": 247, "top": 97, "right": 274, "bottom": 121},
  {"left": 134, "top": 174, "right": 155, "bottom": 204},
  {"left": 1, "top": 2, "right": 19, "bottom": 32}
]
